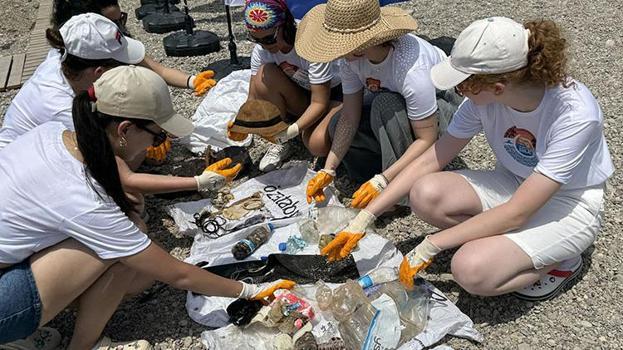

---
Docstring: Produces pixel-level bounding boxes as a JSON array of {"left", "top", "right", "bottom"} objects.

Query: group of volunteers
[{"left": 0, "top": 0, "right": 613, "bottom": 348}]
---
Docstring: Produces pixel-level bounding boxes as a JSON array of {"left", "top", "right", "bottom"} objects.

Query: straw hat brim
[
  {"left": 229, "top": 100, "right": 290, "bottom": 137},
  {"left": 295, "top": 5, "right": 418, "bottom": 63}
]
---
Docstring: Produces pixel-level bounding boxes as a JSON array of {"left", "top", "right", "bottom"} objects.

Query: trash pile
[{"left": 167, "top": 164, "right": 482, "bottom": 349}]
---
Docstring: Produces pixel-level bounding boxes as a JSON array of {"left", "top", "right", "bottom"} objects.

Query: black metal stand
[
  {"left": 225, "top": 5, "right": 240, "bottom": 66},
  {"left": 163, "top": 0, "right": 221, "bottom": 56}
]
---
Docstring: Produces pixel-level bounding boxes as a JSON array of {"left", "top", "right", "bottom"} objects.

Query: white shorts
[{"left": 454, "top": 166, "right": 605, "bottom": 270}]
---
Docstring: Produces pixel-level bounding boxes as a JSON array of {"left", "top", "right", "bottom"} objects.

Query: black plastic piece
[
  {"left": 163, "top": 30, "right": 220, "bottom": 56},
  {"left": 135, "top": 3, "right": 180, "bottom": 20},
  {"left": 142, "top": 11, "right": 188, "bottom": 34},
  {"left": 227, "top": 299, "right": 264, "bottom": 326},
  {"left": 141, "top": 0, "right": 179, "bottom": 5}
]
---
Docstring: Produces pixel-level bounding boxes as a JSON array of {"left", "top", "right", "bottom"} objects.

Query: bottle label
[
  {"left": 358, "top": 275, "right": 373, "bottom": 289},
  {"left": 239, "top": 239, "right": 257, "bottom": 253}
]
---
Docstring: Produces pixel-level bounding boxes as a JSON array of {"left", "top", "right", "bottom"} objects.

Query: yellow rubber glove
[
  {"left": 399, "top": 236, "right": 442, "bottom": 289},
  {"left": 145, "top": 138, "right": 171, "bottom": 164},
  {"left": 227, "top": 121, "right": 248, "bottom": 142},
  {"left": 305, "top": 169, "right": 335, "bottom": 204},
  {"left": 351, "top": 174, "right": 389, "bottom": 209},
  {"left": 320, "top": 209, "right": 376, "bottom": 262},
  {"left": 191, "top": 70, "right": 217, "bottom": 96},
  {"left": 238, "top": 279, "right": 297, "bottom": 300},
  {"left": 195, "top": 158, "right": 242, "bottom": 192}
]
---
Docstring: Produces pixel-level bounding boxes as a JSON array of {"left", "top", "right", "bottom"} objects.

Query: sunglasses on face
[
  {"left": 247, "top": 27, "right": 279, "bottom": 46},
  {"left": 113, "top": 12, "right": 128, "bottom": 28},
  {"left": 136, "top": 124, "right": 168, "bottom": 147}
]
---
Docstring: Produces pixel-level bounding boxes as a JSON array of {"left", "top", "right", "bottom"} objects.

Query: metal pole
[{"left": 225, "top": 5, "right": 240, "bottom": 65}]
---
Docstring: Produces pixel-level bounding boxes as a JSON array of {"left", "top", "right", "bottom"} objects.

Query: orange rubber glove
[
  {"left": 305, "top": 169, "right": 335, "bottom": 204},
  {"left": 320, "top": 209, "right": 375, "bottom": 261},
  {"left": 227, "top": 121, "right": 248, "bottom": 142},
  {"left": 195, "top": 158, "right": 242, "bottom": 192},
  {"left": 145, "top": 138, "right": 171, "bottom": 164},
  {"left": 351, "top": 174, "right": 389, "bottom": 209},
  {"left": 399, "top": 236, "right": 442, "bottom": 289},
  {"left": 191, "top": 70, "right": 217, "bottom": 96},
  {"left": 238, "top": 279, "right": 297, "bottom": 300}
]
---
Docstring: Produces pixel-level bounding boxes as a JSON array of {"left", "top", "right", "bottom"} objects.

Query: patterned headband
[{"left": 244, "top": 0, "right": 287, "bottom": 32}]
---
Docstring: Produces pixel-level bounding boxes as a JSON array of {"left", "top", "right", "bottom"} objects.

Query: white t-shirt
[
  {"left": 447, "top": 81, "right": 614, "bottom": 189},
  {"left": 250, "top": 44, "right": 341, "bottom": 90},
  {"left": 340, "top": 34, "right": 447, "bottom": 120},
  {"left": 0, "top": 122, "right": 151, "bottom": 264},
  {"left": 0, "top": 50, "right": 75, "bottom": 151}
]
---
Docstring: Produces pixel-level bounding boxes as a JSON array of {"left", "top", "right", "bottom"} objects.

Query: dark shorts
[{"left": 0, "top": 261, "right": 42, "bottom": 343}]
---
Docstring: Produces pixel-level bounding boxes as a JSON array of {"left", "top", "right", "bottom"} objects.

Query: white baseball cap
[
  {"left": 431, "top": 17, "right": 530, "bottom": 90},
  {"left": 93, "top": 66, "right": 194, "bottom": 138},
  {"left": 60, "top": 13, "right": 145, "bottom": 64}
]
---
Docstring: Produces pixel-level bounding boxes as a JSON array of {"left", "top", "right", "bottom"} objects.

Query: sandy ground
[{"left": 0, "top": 0, "right": 621, "bottom": 348}]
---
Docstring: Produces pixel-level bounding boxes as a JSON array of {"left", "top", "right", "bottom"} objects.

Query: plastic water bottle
[
  {"left": 329, "top": 280, "right": 376, "bottom": 349},
  {"left": 298, "top": 217, "right": 319, "bottom": 244},
  {"left": 357, "top": 266, "right": 398, "bottom": 289},
  {"left": 231, "top": 223, "right": 274, "bottom": 260}
]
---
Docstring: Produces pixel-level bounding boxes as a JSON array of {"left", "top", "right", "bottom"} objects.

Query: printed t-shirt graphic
[{"left": 503, "top": 126, "right": 538, "bottom": 167}]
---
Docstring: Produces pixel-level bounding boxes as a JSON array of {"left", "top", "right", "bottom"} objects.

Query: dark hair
[
  {"left": 281, "top": 7, "right": 297, "bottom": 46},
  {"left": 73, "top": 91, "right": 152, "bottom": 215},
  {"left": 46, "top": 28, "right": 123, "bottom": 80},
  {"left": 52, "top": 0, "right": 119, "bottom": 28},
  {"left": 462, "top": 19, "right": 569, "bottom": 90}
]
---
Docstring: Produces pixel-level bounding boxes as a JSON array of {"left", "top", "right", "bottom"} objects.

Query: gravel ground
[{"left": 0, "top": 0, "right": 621, "bottom": 348}]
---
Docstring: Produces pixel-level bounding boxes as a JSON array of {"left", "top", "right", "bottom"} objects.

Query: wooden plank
[
  {"left": 6, "top": 54, "right": 25, "bottom": 89},
  {"left": 0, "top": 56, "right": 13, "bottom": 91}
]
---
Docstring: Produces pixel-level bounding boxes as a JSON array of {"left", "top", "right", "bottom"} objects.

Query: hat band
[
  {"left": 323, "top": 16, "right": 380, "bottom": 34},
  {"left": 233, "top": 116, "right": 284, "bottom": 128}
]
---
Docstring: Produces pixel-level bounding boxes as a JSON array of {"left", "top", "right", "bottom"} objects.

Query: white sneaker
[
  {"left": 259, "top": 143, "right": 293, "bottom": 172},
  {"left": 92, "top": 336, "right": 152, "bottom": 350},
  {"left": 513, "top": 256, "right": 583, "bottom": 301},
  {"left": 0, "top": 327, "right": 61, "bottom": 350}
]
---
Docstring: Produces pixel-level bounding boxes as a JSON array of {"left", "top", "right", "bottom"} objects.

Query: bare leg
[
  {"left": 250, "top": 63, "right": 309, "bottom": 118},
  {"left": 302, "top": 101, "right": 343, "bottom": 156},
  {"left": 451, "top": 236, "right": 556, "bottom": 296},
  {"left": 409, "top": 171, "right": 483, "bottom": 229}
]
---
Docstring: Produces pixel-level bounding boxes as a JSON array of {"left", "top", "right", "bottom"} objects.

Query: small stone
[
  {"left": 183, "top": 336, "right": 193, "bottom": 348},
  {"left": 547, "top": 339, "right": 556, "bottom": 347},
  {"left": 179, "top": 319, "right": 188, "bottom": 327},
  {"left": 518, "top": 343, "right": 531, "bottom": 350},
  {"left": 605, "top": 39, "right": 615, "bottom": 47},
  {"left": 579, "top": 320, "right": 593, "bottom": 327}
]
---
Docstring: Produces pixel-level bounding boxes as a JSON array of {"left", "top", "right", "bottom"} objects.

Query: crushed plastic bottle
[
  {"left": 298, "top": 217, "right": 319, "bottom": 244},
  {"left": 285, "top": 235, "right": 308, "bottom": 254},
  {"left": 231, "top": 223, "right": 274, "bottom": 260},
  {"left": 315, "top": 280, "right": 333, "bottom": 311},
  {"left": 357, "top": 266, "right": 398, "bottom": 289},
  {"left": 329, "top": 280, "right": 376, "bottom": 350}
]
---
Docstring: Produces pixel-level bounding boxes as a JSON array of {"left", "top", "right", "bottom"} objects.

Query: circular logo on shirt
[
  {"left": 366, "top": 77, "right": 383, "bottom": 92},
  {"left": 278, "top": 61, "right": 299, "bottom": 77},
  {"left": 503, "top": 126, "right": 538, "bottom": 167}
]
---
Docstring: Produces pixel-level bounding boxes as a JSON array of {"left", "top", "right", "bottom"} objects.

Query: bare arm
[
  {"left": 383, "top": 112, "right": 439, "bottom": 181},
  {"left": 295, "top": 81, "right": 331, "bottom": 130},
  {"left": 429, "top": 172, "right": 562, "bottom": 249},
  {"left": 116, "top": 156, "right": 197, "bottom": 195},
  {"left": 122, "top": 243, "right": 242, "bottom": 298},
  {"left": 366, "top": 133, "right": 471, "bottom": 215},
  {"left": 323, "top": 90, "right": 364, "bottom": 171},
  {"left": 139, "top": 56, "right": 192, "bottom": 89}
]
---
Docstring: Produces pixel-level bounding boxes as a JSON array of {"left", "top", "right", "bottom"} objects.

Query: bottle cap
[
  {"left": 267, "top": 223, "right": 275, "bottom": 232},
  {"left": 278, "top": 242, "right": 287, "bottom": 252}
]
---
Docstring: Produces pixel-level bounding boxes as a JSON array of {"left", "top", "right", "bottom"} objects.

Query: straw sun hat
[
  {"left": 295, "top": 0, "right": 418, "bottom": 63},
  {"left": 229, "top": 99, "right": 289, "bottom": 137}
]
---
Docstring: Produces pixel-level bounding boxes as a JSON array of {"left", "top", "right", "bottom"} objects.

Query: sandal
[{"left": 513, "top": 257, "right": 583, "bottom": 301}]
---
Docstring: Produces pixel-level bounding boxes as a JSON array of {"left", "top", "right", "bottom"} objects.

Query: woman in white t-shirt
[
  {"left": 0, "top": 66, "right": 293, "bottom": 348},
  {"left": 321, "top": 18, "right": 614, "bottom": 302},
  {"left": 295, "top": 0, "right": 460, "bottom": 207},
  {"left": 228, "top": 0, "right": 343, "bottom": 172}
]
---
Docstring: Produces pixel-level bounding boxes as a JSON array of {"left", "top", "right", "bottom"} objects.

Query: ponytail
[
  {"left": 461, "top": 19, "right": 570, "bottom": 90},
  {"left": 73, "top": 91, "right": 132, "bottom": 214}
]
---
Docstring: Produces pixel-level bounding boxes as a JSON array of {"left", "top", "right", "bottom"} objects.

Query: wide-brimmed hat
[
  {"left": 295, "top": 0, "right": 418, "bottom": 63},
  {"left": 229, "top": 99, "right": 289, "bottom": 137}
]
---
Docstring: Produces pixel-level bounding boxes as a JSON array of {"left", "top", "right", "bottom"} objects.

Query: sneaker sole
[{"left": 512, "top": 259, "right": 583, "bottom": 302}]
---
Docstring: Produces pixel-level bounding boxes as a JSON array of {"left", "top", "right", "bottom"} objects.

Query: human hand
[
  {"left": 399, "top": 236, "right": 442, "bottom": 289},
  {"left": 190, "top": 70, "right": 217, "bottom": 96},
  {"left": 195, "top": 158, "right": 242, "bottom": 192},
  {"left": 145, "top": 138, "right": 171, "bottom": 165},
  {"left": 320, "top": 209, "right": 375, "bottom": 261},
  {"left": 238, "top": 279, "right": 297, "bottom": 301},
  {"left": 351, "top": 174, "right": 388, "bottom": 209},
  {"left": 227, "top": 121, "right": 248, "bottom": 142},
  {"left": 305, "top": 169, "right": 335, "bottom": 204}
]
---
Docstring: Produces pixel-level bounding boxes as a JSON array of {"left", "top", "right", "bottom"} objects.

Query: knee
[
  {"left": 451, "top": 244, "right": 491, "bottom": 295},
  {"left": 106, "top": 262, "right": 137, "bottom": 282},
  {"left": 409, "top": 175, "right": 444, "bottom": 215},
  {"left": 305, "top": 136, "right": 330, "bottom": 156}
]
